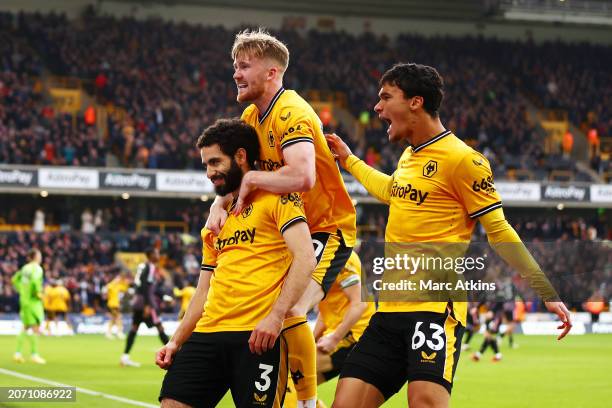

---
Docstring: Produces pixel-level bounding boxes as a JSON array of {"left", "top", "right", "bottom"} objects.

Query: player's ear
[
  {"left": 267, "top": 65, "right": 278, "bottom": 81},
  {"left": 234, "top": 148, "right": 247, "bottom": 165},
  {"left": 410, "top": 95, "right": 424, "bottom": 111}
]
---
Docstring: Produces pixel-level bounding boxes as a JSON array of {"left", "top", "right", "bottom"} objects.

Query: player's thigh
[
  {"left": 407, "top": 381, "right": 450, "bottom": 408},
  {"left": 404, "top": 311, "right": 465, "bottom": 396},
  {"left": 160, "top": 398, "right": 192, "bottom": 408},
  {"left": 311, "top": 232, "right": 352, "bottom": 294},
  {"left": 158, "top": 332, "right": 228, "bottom": 407},
  {"left": 22, "top": 305, "right": 44, "bottom": 327},
  {"left": 332, "top": 377, "right": 385, "bottom": 408},
  {"left": 229, "top": 331, "right": 288, "bottom": 408},
  {"left": 338, "top": 313, "right": 407, "bottom": 401}
]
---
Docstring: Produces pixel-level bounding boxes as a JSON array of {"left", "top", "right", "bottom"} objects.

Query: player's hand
[
  {"left": 205, "top": 201, "right": 229, "bottom": 235},
  {"left": 544, "top": 301, "right": 572, "bottom": 340},
  {"left": 233, "top": 171, "right": 257, "bottom": 215},
  {"left": 316, "top": 333, "right": 340, "bottom": 354},
  {"left": 249, "top": 312, "right": 282, "bottom": 355},
  {"left": 143, "top": 305, "right": 151, "bottom": 319},
  {"left": 325, "top": 133, "right": 353, "bottom": 168},
  {"left": 155, "top": 341, "right": 179, "bottom": 370}
]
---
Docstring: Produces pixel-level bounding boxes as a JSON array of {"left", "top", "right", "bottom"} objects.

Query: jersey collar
[
  {"left": 258, "top": 87, "right": 285, "bottom": 124},
  {"left": 412, "top": 129, "right": 451, "bottom": 153}
]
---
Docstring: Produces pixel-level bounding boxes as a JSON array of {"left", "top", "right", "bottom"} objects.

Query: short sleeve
[
  {"left": 200, "top": 228, "right": 217, "bottom": 272},
  {"left": 273, "top": 193, "right": 307, "bottom": 235},
  {"left": 274, "top": 106, "right": 317, "bottom": 150},
  {"left": 452, "top": 151, "right": 502, "bottom": 219}
]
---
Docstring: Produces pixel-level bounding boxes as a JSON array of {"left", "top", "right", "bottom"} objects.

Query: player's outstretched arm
[
  {"left": 205, "top": 193, "right": 233, "bottom": 235},
  {"left": 325, "top": 133, "right": 393, "bottom": 204},
  {"left": 234, "top": 142, "right": 315, "bottom": 214},
  {"left": 480, "top": 209, "right": 572, "bottom": 340},
  {"left": 249, "top": 221, "right": 316, "bottom": 355},
  {"left": 317, "top": 283, "right": 367, "bottom": 354},
  {"left": 156, "top": 270, "right": 212, "bottom": 369}
]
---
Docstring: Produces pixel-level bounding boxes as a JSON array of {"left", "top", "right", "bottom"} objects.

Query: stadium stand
[{"left": 1, "top": 10, "right": 610, "bottom": 180}]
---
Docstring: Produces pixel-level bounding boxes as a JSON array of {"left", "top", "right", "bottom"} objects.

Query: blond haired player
[
  {"left": 207, "top": 29, "right": 357, "bottom": 407},
  {"left": 45, "top": 280, "right": 71, "bottom": 333},
  {"left": 326, "top": 63, "right": 572, "bottom": 408},
  {"left": 104, "top": 272, "right": 130, "bottom": 339},
  {"left": 156, "top": 119, "right": 315, "bottom": 408}
]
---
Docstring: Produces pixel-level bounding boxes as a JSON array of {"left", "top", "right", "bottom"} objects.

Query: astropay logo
[
  {"left": 0, "top": 169, "right": 34, "bottom": 186},
  {"left": 102, "top": 173, "right": 152, "bottom": 190},
  {"left": 543, "top": 185, "right": 587, "bottom": 201}
]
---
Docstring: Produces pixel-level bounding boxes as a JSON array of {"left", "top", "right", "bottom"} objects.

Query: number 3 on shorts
[
  {"left": 411, "top": 321, "right": 445, "bottom": 351},
  {"left": 255, "top": 363, "right": 273, "bottom": 392}
]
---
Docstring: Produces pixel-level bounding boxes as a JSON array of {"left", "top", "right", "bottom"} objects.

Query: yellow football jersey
[
  {"left": 318, "top": 251, "right": 375, "bottom": 342},
  {"left": 195, "top": 190, "right": 307, "bottom": 333},
  {"left": 47, "top": 286, "right": 70, "bottom": 312},
  {"left": 377, "top": 131, "right": 501, "bottom": 325},
  {"left": 106, "top": 278, "right": 129, "bottom": 309},
  {"left": 43, "top": 285, "right": 52, "bottom": 310},
  {"left": 174, "top": 285, "right": 196, "bottom": 312},
  {"left": 241, "top": 88, "right": 356, "bottom": 247}
]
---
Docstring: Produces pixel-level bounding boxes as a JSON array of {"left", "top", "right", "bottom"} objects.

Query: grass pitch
[{"left": 0, "top": 334, "right": 610, "bottom": 407}]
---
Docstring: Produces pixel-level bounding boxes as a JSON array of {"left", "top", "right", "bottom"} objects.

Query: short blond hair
[{"left": 231, "top": 28, "right": 289, "bottom": 73}]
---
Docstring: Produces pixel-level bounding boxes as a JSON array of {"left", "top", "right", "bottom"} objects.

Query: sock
[
  {"left": 282, "top": 316, "right": 317, "bottom": 401},
  {"left": 465, "top": 329, "right": 474, "bottom": 344},
  {"left": 31, "top": 333, "right": 39, "bottom": 355},
  {"left": 156, "top": 324, "right": 169, "bottom": 344},
  {"left": 283, "top": 377, "right": 298, "bottom": 408},
  {"left": 16, "top": 331, "right": 26, "bottom": 353},
  {"left": 491, "top": 338, "right": 500, "bottom": 354},
  {"left": 124, "top": 330, "right": 137, "bottom": 354},
  {"left": 480, "top": 339, "right": 489, "bottom": 354}
]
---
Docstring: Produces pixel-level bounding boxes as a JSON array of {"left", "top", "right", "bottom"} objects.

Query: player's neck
[
  {"left": 408, "top": 118, "right": 446, "bottom": 148},
  {"left": 254, "top": 83, "right": 284, "bottom": 114}
]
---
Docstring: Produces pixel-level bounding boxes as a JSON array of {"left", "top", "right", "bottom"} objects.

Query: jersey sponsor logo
[
  {"left": 242, "top": 203, "right": 253, "bottom": 218},
  {"left": 420, "top": 351, "right": 437, "bottom": 363},
  {"left": 215, "top": 228, "right": 256, "bottom": 250},
  {"left": 259, "top": 158, "right": 284, "bottom": 171},
  {"left": 280, "top": 111, "right": 291, "bottom": 121},
  {"left": 422, "top": 160, "right": 438, "bottom": 178},
  {"left": 391, "top": 182, "right": 428, "bottom": 205},
  {"left": 280, "top": 124, "right": 302, "bottom": 142},
  {"left": 281, "top": 192, "right": 303, "bottom": 207},
  {"left": 472, "top": 176, "right": 496, "bottom": 194},
  {"left": 253, "top": 393, "right": 267, "bottom": 404}
]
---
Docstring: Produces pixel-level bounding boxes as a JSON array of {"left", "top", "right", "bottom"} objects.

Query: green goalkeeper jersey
[{"left": 12, "top": 262, "right": 44, "bottom": 306}]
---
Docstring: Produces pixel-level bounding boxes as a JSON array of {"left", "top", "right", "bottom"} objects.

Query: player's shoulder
[
  {"left": 445, "top": 133, "right": 490, "bottom": 166},
  {"left": 252, "top": 190, "right": 295, "bottom": 207},
  {"left": 241, "top": 104, "right": 258, "bottom": 122},
  {"left": 276, "top": 90, "right": 317, "bottom": 118}
]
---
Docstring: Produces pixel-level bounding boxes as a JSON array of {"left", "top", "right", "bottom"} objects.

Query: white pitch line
[{"left": 0, "top": 368, "right": 157, "bottom": 407}]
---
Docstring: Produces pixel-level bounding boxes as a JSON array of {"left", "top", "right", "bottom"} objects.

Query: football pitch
[{"left": 0, "top": 334, "right": 610, "bottom": 408}]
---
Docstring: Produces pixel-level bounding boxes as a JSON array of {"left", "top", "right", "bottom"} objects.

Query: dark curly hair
[
  {"left": 196, "top": 118, "right": 260, "bottom": 169},
  {"left": 380, "top": 63, "right": 444, "bottom": 117}
]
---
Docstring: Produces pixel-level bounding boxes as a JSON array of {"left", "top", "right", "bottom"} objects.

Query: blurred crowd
[
  {"left": 0, "top": 10, "right": 610, "bottom": 179},
  {"left": 0, "top": 210, "right": 609, "bottom": 315},
  {"left": 0, "top": 231, "right": 201, "bottom": 314}
]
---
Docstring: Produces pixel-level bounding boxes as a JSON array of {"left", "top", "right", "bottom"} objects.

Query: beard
[{"left": 212, "top": 159, "right": 243, "bottom": 196}]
